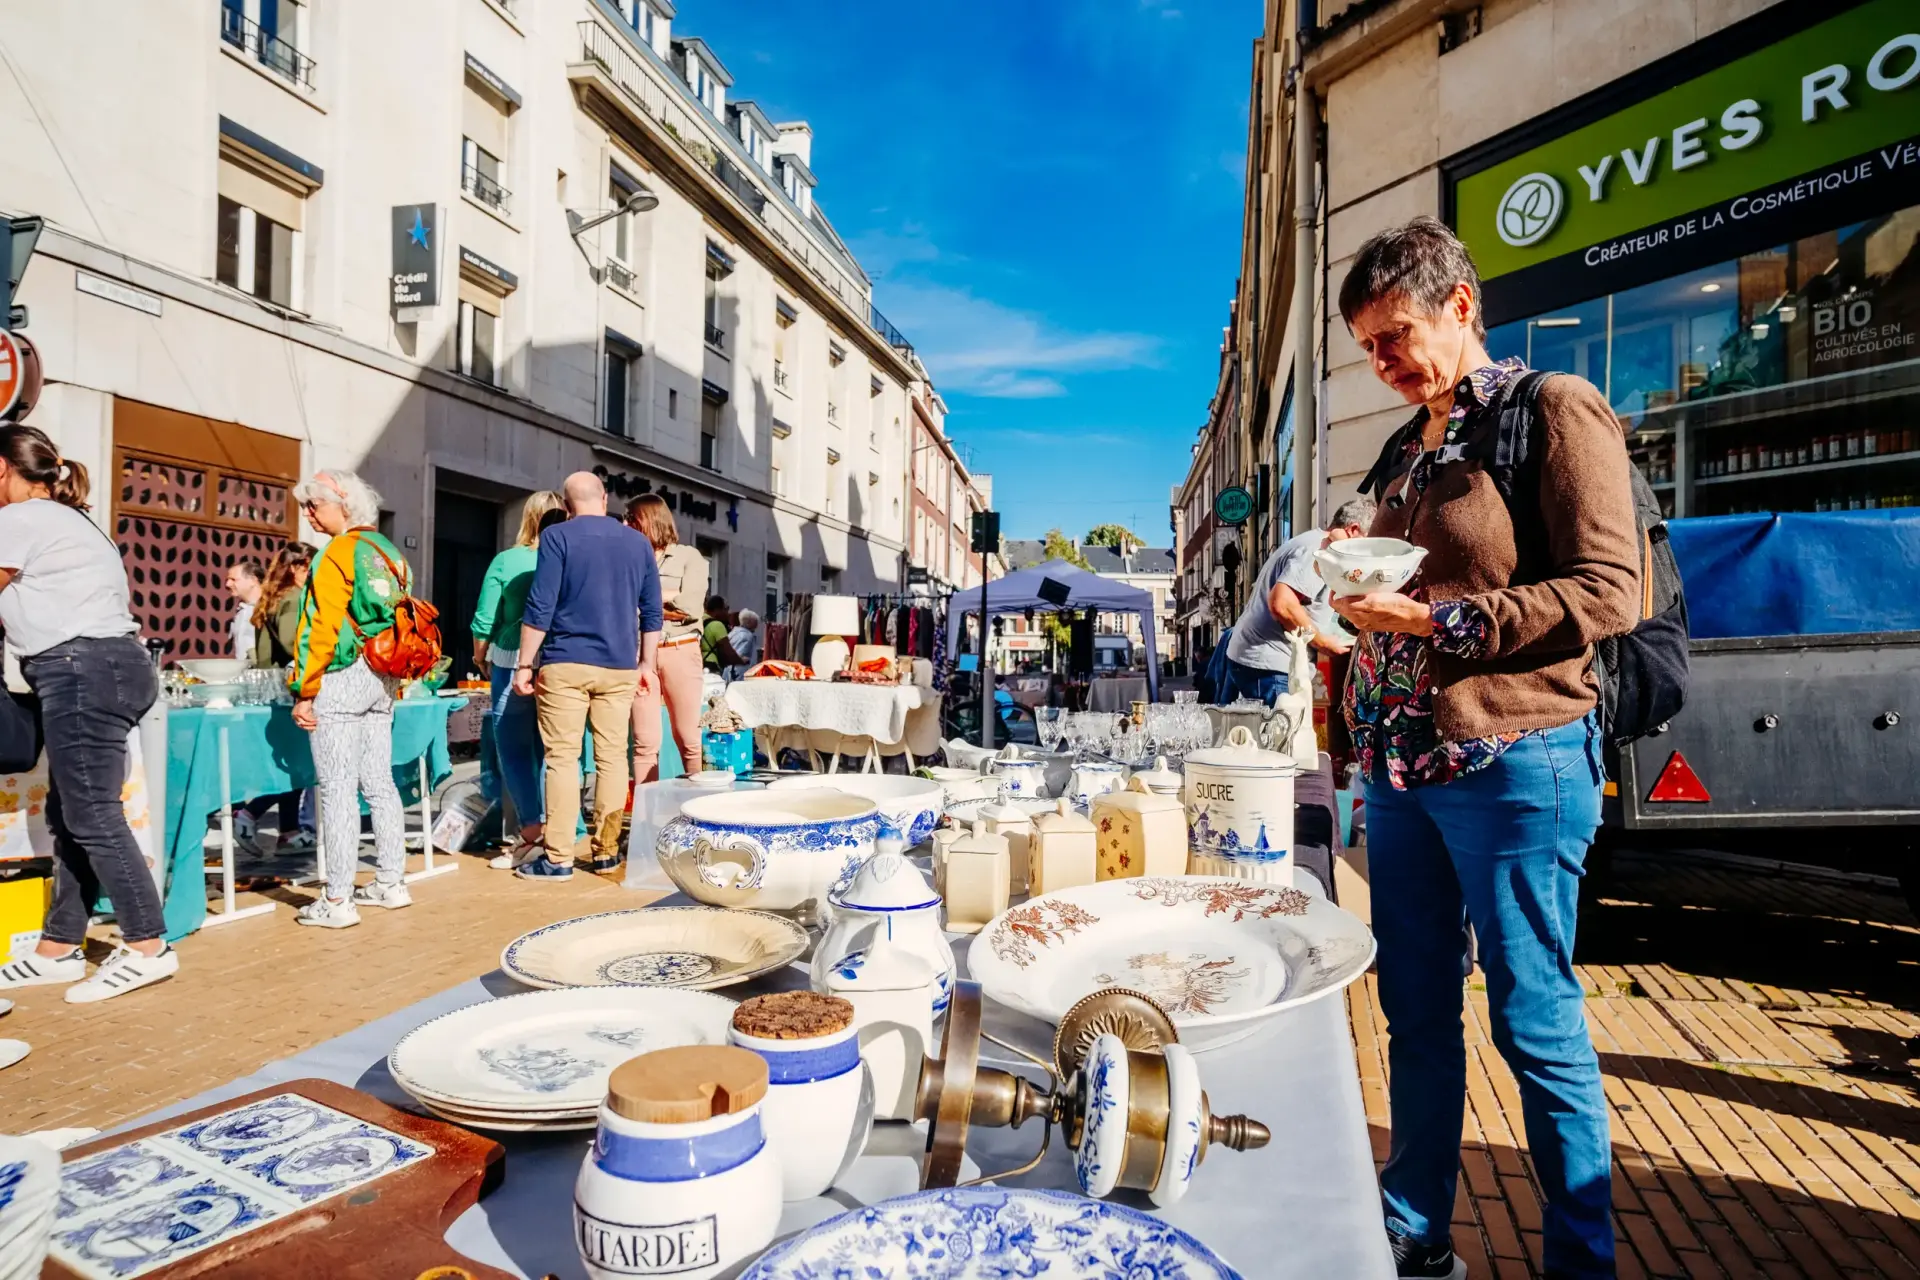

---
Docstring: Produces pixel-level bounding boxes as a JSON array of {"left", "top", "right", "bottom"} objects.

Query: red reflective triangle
[{"left": 1647, "top": 750, "right": 1711, "bottom": 803}]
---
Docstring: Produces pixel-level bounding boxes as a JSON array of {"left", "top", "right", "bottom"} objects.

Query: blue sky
[{"left": 687, "top": 0, "right": 1261, "bottom": 544}]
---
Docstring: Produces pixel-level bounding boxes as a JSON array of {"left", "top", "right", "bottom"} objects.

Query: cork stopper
[
  {"left": 605, "top": 1045, "right": 768, "bottom": 1123},
  {"left": 730, "top": 990, "right": 854, "bottom": 1040}
]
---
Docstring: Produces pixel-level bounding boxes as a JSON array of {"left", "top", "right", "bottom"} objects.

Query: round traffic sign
[
  {"left": 0, "top": 330, "right": 23, "bottom": 419},
  {"left": 1213, "top": 485, "right": 1254, "bottom": 526}
]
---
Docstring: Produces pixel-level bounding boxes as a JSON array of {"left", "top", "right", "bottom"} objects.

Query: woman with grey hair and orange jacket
[{"left": 1328, "top": 216, "right": 1638, "bottom": 1280}]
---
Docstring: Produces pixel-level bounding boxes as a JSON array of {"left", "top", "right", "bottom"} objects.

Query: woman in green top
[
  {"left": 250, "top": 541, "right": 315, "bottom": 668},
  {"left": 472, "top": 490, "right": 564, "bottom": 864}
]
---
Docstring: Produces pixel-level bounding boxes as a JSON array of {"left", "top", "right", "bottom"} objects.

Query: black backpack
[{"left": 1360, "top": 370, "right": 1689, "bottom": 744}]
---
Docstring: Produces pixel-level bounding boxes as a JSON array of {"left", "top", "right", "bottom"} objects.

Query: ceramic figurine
[
  {"left": 823, "top": 937, "right": 937, "bottom": 1123},
  {"left": 575, "top": 1046, "right": 782, "bottom": 1280},
  {"left": 1184, "top": 726, "right": 1297, "bottom": 885},
  {"left": 728, "top": 993, "right": 874, "bottom": 1201},
  {"left": 976, "top": 799, "right": 1034, "bottom": 895},
  {"left": 942, "top": 821, "right": 1010, "bottom": 935},
  {"left": 1028, "top": 799, "right": 1098, "bottom": 896},
  {"left": 812, "top": 850, "right": 954, "bottom": 1015},
  {"left": 1090, "top": 777, "right": 1188, "bottom": 881}
]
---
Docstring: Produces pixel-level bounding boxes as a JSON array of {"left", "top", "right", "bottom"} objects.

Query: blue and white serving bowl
[
  {"left": 740, "top": 1186, "right": 1243, "bottom": 1280},
  {"left": 767, "top": 774, "right": 944, "bottom": 849},
  {"left": 658, "top": 789, "right": 880, "bottom": 916}
]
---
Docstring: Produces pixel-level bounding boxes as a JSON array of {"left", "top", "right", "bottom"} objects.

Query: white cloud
[
  {"left": 847, "top": 224, "right": 943, "bottom": 276},
  {"left": 877, "top": 280, "right": 1159, "bottom": 400}
]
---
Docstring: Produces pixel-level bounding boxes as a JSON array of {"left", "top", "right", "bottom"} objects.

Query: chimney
[{"left": 773, "top": 121, "right": 812, "bottom": 167}]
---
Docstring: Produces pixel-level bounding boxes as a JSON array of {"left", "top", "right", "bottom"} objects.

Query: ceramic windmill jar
[
  {"left": 1184, "top": 726, "right": 1296, "bottom": 885},
  {"left": 1089, "top": 777, "right": 1188, "bottom": 881}
]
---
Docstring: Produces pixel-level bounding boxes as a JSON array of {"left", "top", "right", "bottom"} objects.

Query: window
[
  {"left": 215, "top": 142, "right": 303, "bottom": 310},
  {"left": 603, "top": 334, "right": 638, "bottom": 437},
  {"left": 770, "top": 465, "right": 784, "bottom": 496},
  {"left": 700, "top": 393, "right": 722, "bottom": 470},
  {"left": 704, "top": 243, "right": 733, "bottom": 352},
  {"left": 462, "top": 138, "right": 509, "bottom": 215},
  {"left": 765, "top": 554, "right": 787, "bottom": 621},
  {"left": 820, "top": 565, "right": 840, "bottom": 593},
  {"left": 774, "top": 298, "right": 795, "bottom": 394},
  {"left": 825, "top": 450, "right": 840, "bottom": 516},
  {"left": 461, "top": 69, "right": 513, "bottom": 216},
  {"left": 608, "top": 176, "right": 632, "bottom": 264},
  {"left": 668, "top": 388, "right": 679, "bottom": 419},
  {"left": 619, "top": 0, "right": 654, "bottom": 45},
  {"left": 220, "top": 0, "right": 314, "bottom": 89},
  {"left": 458, "top": 298, "right": 499, "bottom": 386}
]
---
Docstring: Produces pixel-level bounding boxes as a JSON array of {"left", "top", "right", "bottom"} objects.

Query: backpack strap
[
  {"left": 1357, "top": 415, "right": 1424, "bottom": 503},
  {"left": 340, "top": 531, "right": 412, "bottom": 644}
]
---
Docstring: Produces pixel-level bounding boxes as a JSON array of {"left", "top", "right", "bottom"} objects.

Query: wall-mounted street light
[{"left": 567, "top": 188, "right": 660, "bottom": 279}]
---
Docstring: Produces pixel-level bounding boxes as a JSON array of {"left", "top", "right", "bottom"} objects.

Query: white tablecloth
[
  {"left": 724, "top": 679, "right": 923, "bottom": 742},
  {"left": 111, "top": 888, "right": 1393, "bottom": 1280},
  {"left": 1088, "top": 675, "right": 1150, "bottom": 712}
]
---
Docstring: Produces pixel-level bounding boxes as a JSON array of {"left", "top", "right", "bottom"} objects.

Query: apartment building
[
  {"left": 0, "top": 0, "right": 929, "bottom": 666},
  {"left": 907, "top": 386, "right": 994, "bottom": 593},
  {"left": 1205, "top": 0, "right": 1912, "bottom": 561}
]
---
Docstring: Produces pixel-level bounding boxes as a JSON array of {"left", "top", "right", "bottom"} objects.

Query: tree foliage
[
  {"left": 1043, "top": 528, "right": 1091, "bottom": 569},
  {"left": 1084, "top": 523, "right": 1141, "bottom": 551}
]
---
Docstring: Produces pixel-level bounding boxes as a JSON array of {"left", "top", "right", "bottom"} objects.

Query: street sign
[
  {"left": 0, "top": 330, "right": 25, "bottom": 418},
  {"left": 1, "top": 215, "right": 44, "bottom": 331},
  {"left": 1213, "top": 485, "right": 1254, "bottom": 525},
  {"left": 906, "top": 566, "right": 930, "bottom": 585}
]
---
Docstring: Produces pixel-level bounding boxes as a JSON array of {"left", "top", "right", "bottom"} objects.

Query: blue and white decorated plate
[
  {"left": 500, "top": 906, "right": 808, "bottom": 991},
  {"left": 740, "top": 1187, "right": 1242, "bottom": 1280}
]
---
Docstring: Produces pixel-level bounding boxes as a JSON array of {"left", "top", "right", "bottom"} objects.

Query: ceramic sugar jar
[
  {"left": 943, "top": 820, "right": 1010, "bottom": 935},
  {"left": 575, "top": 1045, "right": 782, "bottom": 1280},
  {"left": 1029, "top": 798, "right": 1098, "bottom": 895},
  {"left": 1090, "top": 776, "right": 1188, "bottom": 881},
  {"left": 727, "top": 992, "right": 874, "bottom": 1201},
  {"left": 1184, "top": 725, "right": 1297, "bottom": 885},
  {"left": 823, "top": 935, "right": 938, "bottom": 1122},
  {"left": 812, "top": 848, "right": 954, "bottom": 1015}
]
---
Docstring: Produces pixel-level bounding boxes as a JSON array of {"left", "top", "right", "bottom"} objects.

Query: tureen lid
[
  {"left": 822, "top": 935, "right": 937, "bottom": 993},
  {"left": 1185, "top": 724, "right": 1297, "bottom": 774},
  {"left": 828, "top": 851, "right": 940, "bottom": 912},
  {"left": 1031, "top": 797, "right": 1095, "bottom": 833}
]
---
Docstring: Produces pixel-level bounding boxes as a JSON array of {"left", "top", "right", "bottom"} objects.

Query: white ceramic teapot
[
  {"left": 1066, "top": 758, "right": 1127, "bottom": 812},
  {"left": 812, "top": 848, "right": 954, "bottom": 1015},
  {"left": 987, "top": 745, "right": 1050, "bottom": 800},
  {"left": 1184, "top": 725, "right": 1297, "bottom": 885}
]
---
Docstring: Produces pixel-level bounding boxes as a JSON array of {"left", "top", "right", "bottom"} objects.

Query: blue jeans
[
  {"left": 1361, "top": 715, "right": 1612, "bottom": 1278},
  {"left": 22, "top": 636, "right": 166, "bottom": 944},
  {"left": 488, "top": 664, "right": 545, "bottom": 829},
  {"left": 1222, "top": 657, "right": 1288, "bottom": 706}
]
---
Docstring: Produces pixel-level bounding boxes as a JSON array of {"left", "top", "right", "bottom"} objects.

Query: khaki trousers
[
  {"left": 631, "top": 638, "right": 706, "bottom": 782},
  {"left": 535, "top": 663, "right": 638, "bottom": 863}
]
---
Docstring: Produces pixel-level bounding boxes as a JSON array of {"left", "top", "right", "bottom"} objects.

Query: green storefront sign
[{"left": 1455, "top": 0, "right": 1920, "bottom": 285}]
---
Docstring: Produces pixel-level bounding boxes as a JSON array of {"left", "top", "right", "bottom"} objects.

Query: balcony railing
[
  {"left": 774, "top": 363, "right": 790, "bottom": 392},
  {"left": 574, "top": 20, "right": 918, "bottom": 361},
  {"left": 220, "top": 8, "right": 316, "bottom": 88},
  {"left": 605, "top": 260, "right": 636, "bottom": 294},
  {"left": 827, "top": 403, "right": 839, "bottom": 424},
  {"left": 705, "top": 322, "right": 726, "bottom": 349},
  {"left": 463, "top": 163, "right": 512, "bottom": 216}
]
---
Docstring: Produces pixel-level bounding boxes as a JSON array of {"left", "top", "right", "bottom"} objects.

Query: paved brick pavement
[
  {"left": 1341, "top": 851, "right": 1920, "bottom": 1279},
  {"left": 0, "top": 850, "right": 645, "bottom": 1135}
]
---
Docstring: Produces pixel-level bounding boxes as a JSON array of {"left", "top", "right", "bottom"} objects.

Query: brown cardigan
[{"left": 1334, "top": 372, "right": 1640, "bottom": 745}]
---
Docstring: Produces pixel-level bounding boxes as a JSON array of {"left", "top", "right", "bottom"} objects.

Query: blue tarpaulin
[{"left": 1667, "top": 510, "right": 1920, "bottom": 639}]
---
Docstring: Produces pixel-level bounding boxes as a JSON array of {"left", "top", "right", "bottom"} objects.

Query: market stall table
[
  {"left": 159, "top": 696, "right": 461, "bottom": 940},
  {"left": 1088, "top": 674, "right": 1150, "bottom": 712},
  {"left": 724, "top": 678, "right": 925, "bottom": 771},
  {"left": 112, "top": 884, "right": 1393, "bottom": 1280}
]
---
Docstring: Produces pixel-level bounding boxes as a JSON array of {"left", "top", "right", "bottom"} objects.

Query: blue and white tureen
[
  {"left": 658, "top": 789, "right": 879, "bottom": 917},
  {"left": 766, "top": 772, "right": 944, "bottom": 848},
  {"left": 740, "top": 1186, "right": 1242, "bottom": 1279}
]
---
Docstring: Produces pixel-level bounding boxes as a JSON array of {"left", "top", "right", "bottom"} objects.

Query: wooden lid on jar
[{"left": 606, "top": 1045, "right": 768, "bottom": 1123}]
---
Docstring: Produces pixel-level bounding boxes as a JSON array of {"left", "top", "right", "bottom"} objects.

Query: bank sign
[
  {"left": 1454, "top": 0, "right": 1920, "bottom": 324},
  {"left": 390, "top": 204, "right": 440, "bottom": 311}
]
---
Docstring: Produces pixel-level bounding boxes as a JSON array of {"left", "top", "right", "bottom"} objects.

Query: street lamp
[
  {"left": 567, "top": 187, "right": 659, "bottom": 236},
  {"left": 1524, "top": 315, "right": 1581, "bottom": 365}
]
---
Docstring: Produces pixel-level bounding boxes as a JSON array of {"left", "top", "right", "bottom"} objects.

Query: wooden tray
[{"left": 46, "top": 1078, "right": 515, "bottom": 1280}]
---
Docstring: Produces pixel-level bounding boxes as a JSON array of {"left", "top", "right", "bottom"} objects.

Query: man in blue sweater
[{"left": 514, "top": 472, "right": 662, "bottom": 879}]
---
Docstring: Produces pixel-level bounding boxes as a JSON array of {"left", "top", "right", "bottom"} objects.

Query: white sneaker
[
  {"left": 296, "top": 897, "right": 361, "bottom": 929},
  {"left": 277, "top": 829, "right": 317, "bottom": 854},
  {"left": 65, "top": 945, "right": 180, "bottom": 1004},
  {"left": 0, "top": 997, "right": 11, "bottom": 1017},
  {"left": 0, "top": 950, "right": 86, "bottom": 990},
  {"left": 352, "top": 881, "right": 412, "bottom": 910},
  {"left": 0, "top": 1039, "right": 27, "bottom": 1070},
  {"left": 488, "top": 841, "right": 538, "bottom": 871}
]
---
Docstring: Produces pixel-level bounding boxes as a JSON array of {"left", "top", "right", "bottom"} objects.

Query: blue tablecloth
[{"left": 160, "top": 698, "right": 459, "bottom": 940}]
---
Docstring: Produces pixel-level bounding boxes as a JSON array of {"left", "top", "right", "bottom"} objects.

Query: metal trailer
[{"left": 1603, "top": 630, "right": 1920, "bottom": 913}]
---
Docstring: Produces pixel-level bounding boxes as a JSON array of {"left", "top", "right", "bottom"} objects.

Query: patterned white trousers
[{"left": 311, "top": 658, "right": 406, "bottom": 898}]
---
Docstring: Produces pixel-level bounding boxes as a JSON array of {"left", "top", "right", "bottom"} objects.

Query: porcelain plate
[{"left": 500, "top": 906, "right": 808, "bottom": 991}]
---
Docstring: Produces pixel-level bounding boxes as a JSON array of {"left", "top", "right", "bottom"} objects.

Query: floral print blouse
[{"left": 1343, "top": 358, "right": 1538, "bottom": 790}]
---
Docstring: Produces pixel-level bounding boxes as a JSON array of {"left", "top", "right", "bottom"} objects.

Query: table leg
[
  {"left": 406, "top": 754, "right": 458, "bottom": 883},
  {"left": 201, "top": 724, "right": 275, "bottom": 927}
]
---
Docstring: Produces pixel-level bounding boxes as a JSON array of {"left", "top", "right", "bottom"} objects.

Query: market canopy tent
[{"left": 946, "top": 559, "right": 1161, "bottom": 700}]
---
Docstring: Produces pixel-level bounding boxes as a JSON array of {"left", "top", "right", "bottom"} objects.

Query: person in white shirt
[
  {"left": 225, "top": 559, "right": 263, "bottom": 662},
  {"left": 0, "top": 424, "right": 179, "bottom": 1003},
  {"left": 725, "top": 609, "right": 761, "bottom": 681}
]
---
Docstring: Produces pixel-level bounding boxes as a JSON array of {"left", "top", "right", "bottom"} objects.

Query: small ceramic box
[
  {"left": 1090, "top": 777, "right": 1188, "bottom": 881},
  {"left": 942, "top": 820, "right": 1010, "bottom": 935},
  {"left": 976, "top": 800, "right": 1034, "bottom": 895},
  {"left": 1029, "top": 799, "right": 1098, "bottom": 895}
]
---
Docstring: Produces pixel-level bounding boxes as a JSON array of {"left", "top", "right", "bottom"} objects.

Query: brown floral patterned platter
[{"left": 970, "top": 877, "right": 1375, "bottom": 1053}]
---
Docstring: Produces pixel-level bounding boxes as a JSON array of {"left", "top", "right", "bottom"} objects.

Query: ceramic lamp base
[{"left": 809, "top": 636, "right": 851, "bottom": 680}]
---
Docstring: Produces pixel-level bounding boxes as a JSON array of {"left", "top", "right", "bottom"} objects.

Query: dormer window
[
  {"left": 617, "top": 0, "right": 654, "bottom": 45},
  {"left": 674, "top": 38, "right": 732, "bottom": 116}
]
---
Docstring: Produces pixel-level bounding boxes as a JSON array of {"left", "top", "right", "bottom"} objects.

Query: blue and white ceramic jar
[
  {"left": 728, "top": 998, "right": 874, "bottom": 1201},
  {"left": 575, "top": 1047, "right": 781, "bottom": 1280},
  {"left": 658, "top": 789, "right": 879, "bottom": 917}
]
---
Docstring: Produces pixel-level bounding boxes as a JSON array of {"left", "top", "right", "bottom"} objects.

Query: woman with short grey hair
[
  {"left": 287, "top": 469, "right": 415, "bottom": 928},
  {"left": 1327, "top": 216, "right": 1638, "bottom": 1280}
]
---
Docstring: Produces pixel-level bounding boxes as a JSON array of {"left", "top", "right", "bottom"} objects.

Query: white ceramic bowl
[
  {"left": 1313, "top": 537, "right": 1428, "bottom": 597},
  {"left": 767, "top": 774, "right": 944, "bottom": 847},
  {"left": 658, "top": 789, "right": 880, "bottom": 916},
  {"left": 970, "top": 876, "right": 1375, "bottom": 1053},
  {"left": 178, "top": 658, "right": 248, "bottom": 684}
]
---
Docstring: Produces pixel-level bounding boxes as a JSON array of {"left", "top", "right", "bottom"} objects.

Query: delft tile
[
  {"left": 232, "top": 1122, "right": 433, "bottom": 1205},
  {"left": 153, "top": 1094, "right": 358, "bottom": 1168},
  {"left": 56, "top": 1142, "right": 201, "bottom": 1224},
  {"left": 51, "top": 1173, "right": 281, "bottom": 1280}
]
